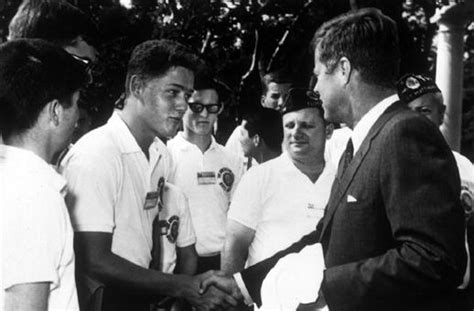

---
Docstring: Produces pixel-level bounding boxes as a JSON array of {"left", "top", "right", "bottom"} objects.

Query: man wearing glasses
[
  {"left": 8, "top": 0, "right": 99, "bottom": 146},
  {"left": 221, "top": 89, "right": 336, "bottom": 284},
  {"left": 168, "top": 73, "right": 245, "bottom": 274}
]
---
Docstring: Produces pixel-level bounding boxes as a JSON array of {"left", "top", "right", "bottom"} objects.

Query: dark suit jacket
[{"left": 240, "top": 102, "right": 468, "bottom": 311}]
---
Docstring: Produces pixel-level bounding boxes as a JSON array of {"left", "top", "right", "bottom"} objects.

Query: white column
[
  {"left": 434, "top": 1, "right": 474, "bottom": 151},
  {"left": 436, "top": 21, "right": 464, "bottom": 151}
]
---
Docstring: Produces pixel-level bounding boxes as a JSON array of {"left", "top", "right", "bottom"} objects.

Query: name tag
[
  {"left": 144, "top": 191, "right": 159, "bottom": 210},
  {"left": 197, "top": 171, "right": 216, "bottom": 185}
]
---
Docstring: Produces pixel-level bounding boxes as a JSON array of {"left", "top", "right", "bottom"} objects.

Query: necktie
[
  {"left": 341, "top": 138, "right": 354, "bottom": 176},
  {"left": 149, "top": 177, "right": 165, "bottom": 271}
]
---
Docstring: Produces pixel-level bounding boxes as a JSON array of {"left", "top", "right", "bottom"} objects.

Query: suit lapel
[{"left": 319, "top": 101, "right": 405, "bottom": 240}]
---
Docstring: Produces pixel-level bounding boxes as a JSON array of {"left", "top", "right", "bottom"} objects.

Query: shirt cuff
[{"left": 233, "top": 273, "right": 253, "bottom": 306}]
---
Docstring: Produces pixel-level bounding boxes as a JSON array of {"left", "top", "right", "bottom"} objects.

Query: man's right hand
[
  {"left": 199, "top": 270, "right": 243, "bottom": 301},
  {"left": 182, "top": 272, "right": 240, "bottom": 311}
]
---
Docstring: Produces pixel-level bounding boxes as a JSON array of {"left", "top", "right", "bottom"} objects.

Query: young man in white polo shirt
[
  {"left": 61, "top": 40, "right": 237, "bottom": 311},
  {"left": 168, "top": 73, "right": 245, "bottom": 274},
  {"left": 238, "top": 107, "right": 283, "bottom": 165},
  {"left": 222, "top": 88, "right": 336, "bottom": 275},
  {"left": 0, "top": 39, "right": 89, "bottom": 311},
  {"left": 225, "top": 71, "right": 292, "bottom": 166}
]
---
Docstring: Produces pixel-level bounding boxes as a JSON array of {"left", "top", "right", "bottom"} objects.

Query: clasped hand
[{"left": 192, "top": 270, "right": 244, "bottom": 311}]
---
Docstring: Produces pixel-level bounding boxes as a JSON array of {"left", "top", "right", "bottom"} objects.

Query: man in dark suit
[{"left": 200, "top": 8, "right": 468, "bottom": 311}]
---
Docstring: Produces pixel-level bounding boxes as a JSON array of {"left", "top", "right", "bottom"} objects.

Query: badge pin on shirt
[{"left": 144, "top": 176, "right": 165, "bottom": 211}]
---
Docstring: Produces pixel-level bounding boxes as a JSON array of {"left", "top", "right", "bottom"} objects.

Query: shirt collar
[
  {"left": 108, "top": 111, "right": 142, "bottom": 154},
  {"left": 173, "top": 132, "right": 218, "bottom": 152},
  {"left": 351, "top": 94, "right": 399, "bottom": 154},
  {"left": 279, "top": 151, "right": 333, "bottom": 184},
  {"left": 0, "top": 145, "right": 67, "bottom": 194}
]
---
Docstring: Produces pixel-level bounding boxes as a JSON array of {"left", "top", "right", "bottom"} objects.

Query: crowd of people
[{"left": 1, "top": 1, "right": 474, "bottom": 311}]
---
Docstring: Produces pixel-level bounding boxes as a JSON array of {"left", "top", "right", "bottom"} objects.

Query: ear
[
  {"left": 47, "top": 99, "right": 62, "bottom": 127},
  {"left": 217, "top": 102, "right": 225, "bottom": 115},
  {"left": 325, "top": 123, "right": 334, "bottom": 140},
  {"left": 338, "top": 56, "right": 352, "bottom": 85},
  {"left": 439, "top": 104, "right": 446, "bottom": 126},
  {"left": 252, "top": 134, "right": 260, "bottom": 147},
  {"left": 129, "top": 75, "right": 145, "bottom": 99}
]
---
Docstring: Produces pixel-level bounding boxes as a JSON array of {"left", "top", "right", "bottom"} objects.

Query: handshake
[{"left": 186, "top": 270, "right": 246, "bottom": 311}]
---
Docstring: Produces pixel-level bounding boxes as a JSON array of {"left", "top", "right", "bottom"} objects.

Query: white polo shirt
[
  {"left": 325, "top": 127, "right": 352, "bottom": 168},
  {"left": 160, "top": 182, "right": 196, "bottom": 273},
  {"left": 228, "top": 152, "right": 336, "bottom": 267},
  {"left": 167, "top": 133, "right": 245, "bottom": 256},
  {"left": 453, "top": 151, "right": 474, "bottom": 201},
  {"left": 61, "top": 112, "right": 174, "bottom": 268},
  {"left": 1, "top": 145, "right": 78, "bottom": 310}
]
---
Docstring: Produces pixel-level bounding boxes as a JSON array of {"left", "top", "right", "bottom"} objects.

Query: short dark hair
[
  {"left": 8, "top": 0, "right": 98, "bottom": 47},
  {"left": 261, "top": 70, "right": 293, "bottom": 94},
  {"left": 125, "top": 39, "right": 203, "bottom": 96},
  {"left": 312, "top": 8, "right": 400, "bottom": 88},
  {"left": 193, "top": 71, "right": 231, "bottom": 103},
  {"left": 243, "top": 107, "right": 283, "bottom": 152},
  {"left": 0, "top": 39, "right": 88, "bottom": 138}
]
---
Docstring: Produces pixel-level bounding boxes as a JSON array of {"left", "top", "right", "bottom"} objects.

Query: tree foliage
[{"left": 0, "top": 0, "right": 473, "bottom": 154}]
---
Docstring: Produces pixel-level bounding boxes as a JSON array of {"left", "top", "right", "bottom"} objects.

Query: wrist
[{"left": 172, "top": 275, "right": 195, "bottom": 299}]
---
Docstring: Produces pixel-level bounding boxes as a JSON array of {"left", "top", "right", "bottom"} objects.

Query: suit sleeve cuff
[{"left": 233, "top": 273, "right": 254, "bottom": 306}]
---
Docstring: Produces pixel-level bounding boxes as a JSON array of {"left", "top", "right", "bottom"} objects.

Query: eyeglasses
[
  {"left": 188, "top": 102, "right": 222, "bottom": 114},
  {"left": 71, "top": 54, "right": 94, "bottom": 84}
]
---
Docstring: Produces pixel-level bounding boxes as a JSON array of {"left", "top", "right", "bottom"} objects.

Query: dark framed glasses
[
  {"left": 188, "top": 102, "right": 222, "bottom": 114},
  {"left": 71, "top": 54, "right": 94, "bottom": 84}
]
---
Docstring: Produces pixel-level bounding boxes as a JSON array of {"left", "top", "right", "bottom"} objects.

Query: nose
[
  {"left": 291, "top": 124, "right": 304, "bottom": 138},
  {"left": 175, "top": 94, "right": 188, "bottom": 114},
  {"left": 277, "top": 97, "right": 285, "bottom": 111},
  {"left": 198, "top": 105, "right": 209, "bottom": 117}
]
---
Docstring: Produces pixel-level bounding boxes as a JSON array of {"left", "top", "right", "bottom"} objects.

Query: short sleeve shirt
[
  {"left": 1, "top": 146, "right": 78, "bottom": 310},
  {"left": 325, "top": 127, "right": 352, "bottom": 169},
  {"left": 228, "top": 152, "right": 336, "bottom": 267},
  {"left": 160, "top": 183, "right": 196, "bottom": 273},
  {"left": 61, "top": 112, "right": 172, "bottom": 268},
  {"left": 453, "top": 151, "right": 474, "bottom": 207},
  {"left": 167, "top": 133, "right": 245, "bottom": 255}
]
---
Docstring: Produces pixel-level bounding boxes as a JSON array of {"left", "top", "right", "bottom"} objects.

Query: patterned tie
[{"left": 341, "top": 138, "right": 354, "bottom": 175}]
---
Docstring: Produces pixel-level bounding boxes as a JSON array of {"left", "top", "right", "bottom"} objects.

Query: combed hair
[
  {"left": 125, "top": 39, "right": 203, "bottom": 96},
  {"left": 261, "top": 70, "right": 293, "bottom": 94},
  {"left": 0, "top": 39, "right": 89, "bottom": 138},
  {"left": 193, "top": 70, "right": 231, "bottom": 103},
  {"left": 243, "top": 107, "right": 283, "bottom": 152},
  {"left": 312, "top": 8, "right": 400, "bottom": 88},
  {"left": 8, "top": 0, "right": 98, "bottom": 47}
]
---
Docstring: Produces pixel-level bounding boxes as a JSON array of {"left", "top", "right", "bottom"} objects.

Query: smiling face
[
  {"left": 312, "top": 48, "right": 349, "bottom": 124},
  {"left": 282, "top": 107, "right": 326, "bottom": 161},
  {"left": 183, "top": 88, "right": 220, "bottom": 136},
  {"left": 139, "top": 66, "right": 194, "bottom": 139}
]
